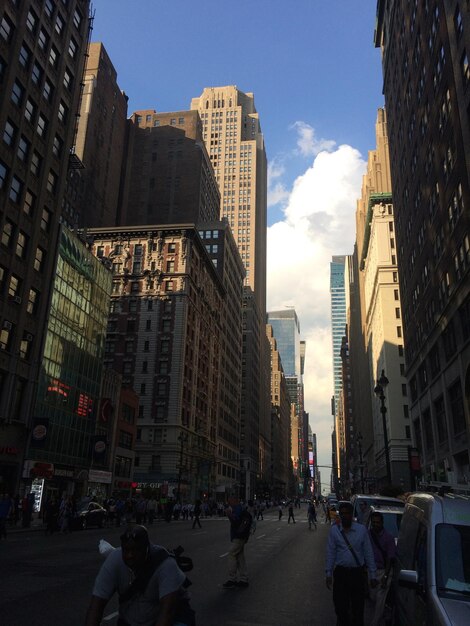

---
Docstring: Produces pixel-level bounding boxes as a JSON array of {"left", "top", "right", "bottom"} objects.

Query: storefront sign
[
  {"left": 31, "top": 418, "right": 49, "bottom": 446},
  {"left": 54, "top": 467, "right": 74, "bottom": 478},
  {"left": 89, "top": 469, "right": 112, "bottom": 484},
  {"left": 136, "top": 482, "right": 162, "bottom": 489},
  {"left": 23, "top": 460, "right": 54, "bottom": 479},
  {"left": 0, "top": 446, "right": 19, "bottom": 455}
]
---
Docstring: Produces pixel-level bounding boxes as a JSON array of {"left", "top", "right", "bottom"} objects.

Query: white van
[{"left": 393, "top": 492, "right": 470, "bottom": 625}]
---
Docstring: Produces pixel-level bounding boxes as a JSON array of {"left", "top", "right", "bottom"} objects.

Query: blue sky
[{"left": 91, "top": 0, "right": 385, "bottom": 490}]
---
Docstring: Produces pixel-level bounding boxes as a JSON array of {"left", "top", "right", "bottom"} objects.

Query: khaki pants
[{"left": 228, "top": 538, "right": 248, "bottom": 582}]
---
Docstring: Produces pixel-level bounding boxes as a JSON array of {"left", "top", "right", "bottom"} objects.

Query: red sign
[
  {"left": 30, "top": 462, "right": 54, "bottom": 479},
  {"left": 0, "top": 446, "right": 19, "bottom": 455}
]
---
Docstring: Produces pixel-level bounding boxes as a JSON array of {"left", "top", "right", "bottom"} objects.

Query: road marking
[
  {"left": 276, "top": 527, "right": 281, "bottom": 531},
  {"left": 103, "top": 611, "right": 118, "bottom": 621},
  {"left": 219, "top": 552, "right": 229, "bottom": 558},
  {"left": 256, "top": 534, "right": 266, "bottom": 539}
]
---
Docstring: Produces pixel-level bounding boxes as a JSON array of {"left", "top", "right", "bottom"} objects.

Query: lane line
[
  {"left": 219, "top": 552, "right": 229, "bottom": 558},
  {"left": 103, "top": 611, "right": 119, "bottom": 621},
  {"left": 256, "top": 534, "right": 266, "bottom": 540}
]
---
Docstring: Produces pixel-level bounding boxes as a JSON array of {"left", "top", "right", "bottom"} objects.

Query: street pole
[
  {"left": 176, "top": 432, "right": 187, "bottom": 502},
  {"left": 374, "top": 370, "right": 392, "bottom": 485}
]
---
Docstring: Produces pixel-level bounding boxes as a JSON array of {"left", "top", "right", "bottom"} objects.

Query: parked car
[
  {"left": 351, "top": 494, "right": 405, "bottom": 522},
  {"left": 393, "top": 492, "right": 470, "bottom": 625},
  {"left": 365, "top": 504, "right": 404, "bottom": 542},
  {"left": 73, "top": 501, "right": 107, "bottom": 530}
]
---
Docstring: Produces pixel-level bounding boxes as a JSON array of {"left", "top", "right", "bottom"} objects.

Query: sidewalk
[{"left": 5, "top": 517, "right": 44, "bottom": 534}]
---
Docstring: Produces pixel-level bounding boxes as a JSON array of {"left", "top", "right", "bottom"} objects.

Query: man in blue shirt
[{"left": 325, "top": 501, "right": 378, "bottom": 626}]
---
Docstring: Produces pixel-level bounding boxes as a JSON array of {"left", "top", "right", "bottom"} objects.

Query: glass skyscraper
[
  {"left": 330, "top": 256, "right": 347, "bottom": 413},
  {"left": 266, "top": 309, "right": 301, "bottom": 378}
]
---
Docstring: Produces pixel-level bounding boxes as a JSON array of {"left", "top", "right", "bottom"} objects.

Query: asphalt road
[{"left": 0, "top": 505, "right": 336, "bottom": 626}]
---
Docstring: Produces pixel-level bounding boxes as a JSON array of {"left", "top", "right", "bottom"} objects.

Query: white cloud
[
  {"left": 267, "top": 143, "right": 366, "bottom": 490},
  {"left": 291, "top": 121, "right": 336, "bottom": 158},
  {"left": 267, "top": 158, "right": 290, "bottom": 209}
]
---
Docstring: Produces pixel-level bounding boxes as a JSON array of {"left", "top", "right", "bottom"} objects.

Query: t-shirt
[{"left": 93, "top": 546, "right": 186, "bottom": 626}]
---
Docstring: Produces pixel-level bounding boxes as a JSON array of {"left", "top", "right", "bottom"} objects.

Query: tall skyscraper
[
  {"left": 375, "top": 1, "right": 470, "bottom": 487},
  {"left": 0, "top": 0, "right": 91, "bottom": 492},
  {"left": 267, "top": 308, "right": 307, "bottom": 492},
  {"left": 191, "top": 86, "right": 269, "bottom": 499},
  {"left": 330, "top": 256, "right": 347, "bottom": 411},
  {"left": 73, "top": 42, "right": 128, "bottom": 228},
  {"left": 118, "top": 109, "right": 220, "bottom": 227},
  {"left": 190, "top": 86, "right": 267, "bottom": 310}
]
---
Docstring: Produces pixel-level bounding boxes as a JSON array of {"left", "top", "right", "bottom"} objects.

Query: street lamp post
[
  {"left": 357, "top": 432, "right": 365, "bottom": 493},
  {"left": 176, "top": 431, "right": 188, "bottom": 502},
  {"left": 374, "top": 369, "right": 392, "bottom": 485}
]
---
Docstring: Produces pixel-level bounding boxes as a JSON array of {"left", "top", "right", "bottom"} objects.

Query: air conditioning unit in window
[
  {"left": 12, "top": 296, "right": 22, "bottom": 304},
  {"left": 25, "top": 333, "right": 33, "bottom": 342},
  {"left": 3, "top": 321, "right": 12, "bottom": 331}
]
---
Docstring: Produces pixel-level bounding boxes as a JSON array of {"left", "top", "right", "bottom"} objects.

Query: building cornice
[{"left": 360, "top": 192, "right": 393, "bottom": 271}]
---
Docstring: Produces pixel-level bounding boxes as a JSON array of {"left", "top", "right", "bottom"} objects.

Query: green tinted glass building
[{"left": 27, "top": 228, "right": 111, "bottom": 488}]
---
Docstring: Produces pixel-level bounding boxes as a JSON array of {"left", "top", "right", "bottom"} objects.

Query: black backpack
[
  {"left": 233, "top": 510, "right": 253, "bottom": 541},
  {"left": 119, "top": 545, "right": 195, "bottom": 625}
]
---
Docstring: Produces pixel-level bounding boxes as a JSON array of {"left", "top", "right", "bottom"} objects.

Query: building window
[
  {"left": 15, "top": 231, "right": 27, "bottom": 259},
  {"left": 34, "top": 247, "right": 45, "bottom": 272},
  {"left": 19, "top": 43, "right": 31, "bottom": 68},
  {"left": 166, "top": 260, "right": 175, "bottom": 272},
  {"left": 49, "top": 45, "right": 59, "bottom": 68},
  {"left": 31, "top": 61, "right": 43, "bottom": 86},
  {"left": 27, "top": 288, "right": 39, "bottom": 314},
  {"left": 434, "top": 396, "right": 448, "bottom": 443},
  {"left": 3, "top": 119, "right": 16, "bottom": 146},
  {"left": 122, "top": 404, "right": 135, "bottom": 424},
  {"left": 38, "top": 28, "right": 49, "bottom": 51},
  {"left": 17, "top": 136, "right": 30, "bottom": 162},
  {"left": 46, "top": 170, "right": 57, "bottom": 194},
  {"left": 68, "top": 37, "right": 77, "bottom": 59},
  {"left": 43, "top": 79, "right": 54, "bottom": 103},
  {"left": 168, "top": 243, "right": 176, "bottom": 252},
  {"left": 30, "top": 151, "right": 42, "bottom": 177},
  {"left": 52, "top": 135, "right": 63, "bottom": 158},
  {"left": 73, "top": 8, "right": 82, "bottom": 30},
  {"left": 36, "top": 114, "right": 48, "bottom": 138},
  {"left": 140, "top": 383, "right": 146, "bottom": 395},
  {"left": 45, "top": 0, "right": 55, "bottom": 18},
  {"left": 55, "top": 13, "right": 64, "bottom": 36},
  {"left": 1, "top": 220, "right": 14, "bottom": 248},
  {"left": 24, "top": 98, "right": 37, "bottom": 123},
  {"left": 0, "top": 325, "right": 13, "bottom": 352},
  {"left": 8, "top": 274, "right": 21, "bottom": 298},
  {"left": 40, "top": 207, "right": 51, "bottom": 231},
  {"left": 11, "top": 80, "right": 24, "bottom": 107},
  {"left": 63, "top": 68, "right": 73, "bottom": 91},
  {"left": 0, "top": 14, "right": 14, "bottom": 41}
]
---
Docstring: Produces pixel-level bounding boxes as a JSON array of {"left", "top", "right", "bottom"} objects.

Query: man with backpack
[
  {"left": 85, "top": 525, "right": 195, "bottom": 626},
  {"left": 223, "top": 497, "right": 252, "bottom": 589}
]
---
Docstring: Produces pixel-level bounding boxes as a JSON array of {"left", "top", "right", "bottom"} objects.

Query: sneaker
[
  {"left": 222, "top": 580, "right": 237, "bottom": 589},
  {"left": 236, "top": 581, "right": 249, "bottom": 588}
]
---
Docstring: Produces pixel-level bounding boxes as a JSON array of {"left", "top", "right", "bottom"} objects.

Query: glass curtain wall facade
[
  {"left": 330, "top": 256, "right": 347, "bottom": 411},
  {"left": 27, "top": 228, "right": 111, "bottom": 478}
]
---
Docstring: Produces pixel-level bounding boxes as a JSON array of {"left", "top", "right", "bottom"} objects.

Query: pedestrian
[
  {"left": 44, "top": 496, "right": 59, "bottom": 535},
  {"left": 288, "top": 503, "right": 296, "bottom": 524},
  {"left": 222, "top": 497, "right": 252, "bottom": 589},
  {"left": 85, "top": 524, "right": 195, "bottom": 626},
  {"left": 307, "top": 501, "right": 317, "bottom": 530},
  {"left": 147, "top": 497, "right": 157, "bottom": 525},
  {"left": 278, "top": 503, "right": 283, "bottom": 521},
  {"left": 0, "top": 493, "right": 12, "bottom": 539},
  {"left": 192, "top": 500, "right": 202, "bottom": 529},
  {"left": 325, "top": 501, "right": 378, "bottom": 626},
  {"left": 357, "top": 501, "right": 371, "bottom": 525},
  {"left": 367, "top": 511, "right": 396, "bottom": 626}
]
